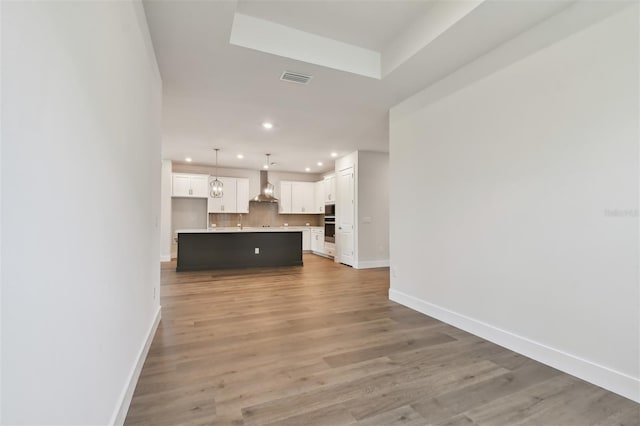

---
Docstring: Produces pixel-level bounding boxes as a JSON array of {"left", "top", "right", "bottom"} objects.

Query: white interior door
[{"left": 337, "top": 166, "right": 355, "bottom": 266}]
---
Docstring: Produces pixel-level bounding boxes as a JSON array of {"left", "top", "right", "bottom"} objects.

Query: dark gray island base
[{"left": 177, "top": 231, "right": 303, "bottom": 271}]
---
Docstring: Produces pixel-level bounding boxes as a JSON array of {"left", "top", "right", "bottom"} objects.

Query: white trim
[
  {"left": 160, "top": 255, "right": 171, "bottom": 262},
  {"left": 110, "top": 306, "right": 161, "bottom": 425},
  {"left": 355, "top": 259, "right": 390, "bottom": 269},
  {"left": 389, "top": 288, "right": 640, "bottom": 403}
]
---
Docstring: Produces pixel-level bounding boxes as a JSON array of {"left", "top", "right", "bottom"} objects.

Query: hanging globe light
[{"left": 210, "top": 148, "right": 223, "bottom": 198}]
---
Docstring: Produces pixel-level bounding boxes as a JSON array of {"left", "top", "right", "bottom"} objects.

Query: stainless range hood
[{"left": 252, "top": 170, "right": 278, "bottom": 203}]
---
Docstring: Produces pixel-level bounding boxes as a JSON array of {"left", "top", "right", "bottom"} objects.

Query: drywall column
[
  {"left": 335, "top": 151, "right": 390, "bottom": 269},
  {"left": 356, "top": 151, "right": 389, "bottom": 268},
  {"left": 0, "top": 0, "right": 3, "bottom": 413},
  {"left": 389, "top": 4, "right": 639, "bottom": 401}
]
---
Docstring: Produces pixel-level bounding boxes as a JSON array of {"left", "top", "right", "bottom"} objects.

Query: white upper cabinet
[
  {"left": 279, "top": 182, "right": 293, "bottom": 214},
  {"left": 172, "top": 175, "right": 191, "bottom": 197},
  {"left": 280, "top": 181, "right": 319, "bottom": 214},
  {"left": 324, "top": 174, "right": 336, "bottom": 203},
  {"left": 292, "top": 182, "right": 315, "bottom": 213},
  {"left": 236, "top": 178, "right": 249, "bottom": 213},
  {"left": 208, "top": 176, "right": 235, "bottom": 213},
  {"left": 315, "top": 181, "right": 324, "bottom": 213},
  {"left": 190, "top": 175, "right": 209, "bottom": 198},
  {"left": 207, "top": 177, "right": 249, "bottom": 213},
  {"left": 172, "top": 174, "right": 209, "bottom": 198}
]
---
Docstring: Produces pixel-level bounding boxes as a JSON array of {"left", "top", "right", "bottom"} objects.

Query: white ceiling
[
  {"left": 236, "top": 0, "right": 434, "bottom": 52},
  {"left": 143, "top": 0, "right": 574, "bottom": 173}
]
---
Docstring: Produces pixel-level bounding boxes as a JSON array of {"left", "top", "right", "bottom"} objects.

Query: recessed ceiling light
[
  {"left": 263, "top": 164, "right": 269, "bottom": 169},
  {"left": 305, "top": 167, "right": 311, "bottom": 172},
  {"left": 237, "top": 154, "right": 244, "bottom": 159},
  {"left": 262, "top": 122, "right": 273, "bottom": 129},
  {"left": 185, "top": 157, "right": 192, "bottom": 162},
  {"left": 317, "top": 162, "right": 323, "bottom": 166},
  {"left": 331, "top": 152, "right": 338, "bottom": 157}
]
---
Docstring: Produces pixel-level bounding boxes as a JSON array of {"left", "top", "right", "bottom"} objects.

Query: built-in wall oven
[{"left": 324, "top": 204, "right": 335, "bottom": 243}]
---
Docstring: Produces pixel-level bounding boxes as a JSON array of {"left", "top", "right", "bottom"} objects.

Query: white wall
[
  {"left": 1, "top": 1, "right": 162, "bottom": 424},
  {"left": 172, "top": 198, "right": 208, "bottom": 231},
  {"left": 390, "top": 4, "right": 639, "bottom": 402},
  {"left": 357, "top": 151, "right": 389, "bottom": 266},
  {"left": 160, "top": 160, "right": 173, "bottom": 261},
  {"left": 0, "top": 1, "right": 3, "bottom": 416}
]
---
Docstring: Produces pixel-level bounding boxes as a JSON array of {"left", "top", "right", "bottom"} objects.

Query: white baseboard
[
  {"left": 355, "top": 259, "right": 390, "bottom": 269},
  {"left": 110, "top": 306, "right": 161, "bottom": 425},
  {"left": 160, "top": 254, "right": 171, "bottom": 262},
  {"left": 389, "top": 288, "right": 640, "bottom": 403},
  {"left": 311, "top": 251, "right": 333, "bottom": 259}
]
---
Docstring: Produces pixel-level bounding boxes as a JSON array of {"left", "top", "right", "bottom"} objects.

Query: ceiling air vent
[{"left": 280, "top": 71, "right": 313, "bottom": 85}]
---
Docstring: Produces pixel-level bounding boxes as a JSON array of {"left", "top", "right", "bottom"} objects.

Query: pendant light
[
  {"left": 210, "top": 148, "right": 223, "bottom": 198},
  {"left": 264, "top": 153, "right": 274, "bottom": 196}
]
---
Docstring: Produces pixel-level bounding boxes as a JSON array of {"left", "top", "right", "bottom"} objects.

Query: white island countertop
[{"left": 176, "top": 226, "right": 323, "bottom": 234}]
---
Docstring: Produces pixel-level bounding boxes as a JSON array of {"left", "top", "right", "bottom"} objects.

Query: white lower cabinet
[
  {"left": 311, "top": 229, "right": 324, "bottom": 254},
  {"left": 324, "top": 242, "right": 335, "bottom": 258},
  {"left": 302, "top": 229, "right": 311, "bottom": 252}
]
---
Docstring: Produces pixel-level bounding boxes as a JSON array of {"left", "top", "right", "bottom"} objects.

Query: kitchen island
[{"left": 176, "top": 227, "right": 311, "bottom": 271}]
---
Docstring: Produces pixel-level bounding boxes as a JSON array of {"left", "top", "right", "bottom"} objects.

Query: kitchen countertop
[{"left": 176, "top": 226, "right": 323, "bottom": 234}]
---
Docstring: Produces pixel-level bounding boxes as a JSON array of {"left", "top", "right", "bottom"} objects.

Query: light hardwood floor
[{"left": 125, "top": 254, "right": 639, "bottom": 425}]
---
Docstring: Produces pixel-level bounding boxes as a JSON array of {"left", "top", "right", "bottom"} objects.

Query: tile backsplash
[{"left": 209, "top": 202, "right": 322, "bottom": 227}]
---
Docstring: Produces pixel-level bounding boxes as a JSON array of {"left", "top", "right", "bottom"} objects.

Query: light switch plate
[{"left": 255, "top": 247, "right": 260, "bottom": 254}]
